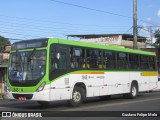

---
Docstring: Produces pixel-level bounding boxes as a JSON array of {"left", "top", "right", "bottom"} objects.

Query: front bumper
[{"left": 7, "top": 89, "right": 50, "bottom": 101}]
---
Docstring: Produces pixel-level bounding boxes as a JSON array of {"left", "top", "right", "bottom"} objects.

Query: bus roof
[
  {"left": 48, "top": 38, "right": 155, "bottom": 56},
  {"left": 11, "top": 38, "right": 155, "bottom": 56}
]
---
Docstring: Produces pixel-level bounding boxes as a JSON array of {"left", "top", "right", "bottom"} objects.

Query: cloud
[
  {"left": 146, "top": 17, "right": 159, "bottom": 26},
  {"left": 139, "top": 23, "right": 151, "bottom": 37},
  {"left": 158, "top": 10, "right": 160, "bottom": 18}
]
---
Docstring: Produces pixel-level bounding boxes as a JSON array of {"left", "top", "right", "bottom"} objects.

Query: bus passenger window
[
  {"left": 58, "top": 52, "right": 67, "bottom": 69},
  {"left": 50, "top": 46, "right": 67, "bottom": 71},
  {"left": 117, "top": 53, "right": 128, "bottom": 69},
  {"left": 140, "top": 56, "right": 149, "bottom": 70},
  {"left": 148, "top": 56, "right": 156, "bottom": 70},
  {"left": 129, "top": 54, "right": 139, "bottom": 69},
  {"left": 70, "top": 47, "right": 84, "bottom": 69},
  {"left": 104, "top": 51, "right": 116, "bottom": 69},
  {"left": 50, "top": 49, "right": 58, "bottom": 71},
  {"left": 50, "top": 52, "right": 59, "bottom": 70},
  {"left": 86, "top": 49, "right": 102, "bottom": 69}
]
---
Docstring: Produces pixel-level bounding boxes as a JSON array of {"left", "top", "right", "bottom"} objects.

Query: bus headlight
[{"left": 37, "top": 82, "right": 46, "bottom": 92}]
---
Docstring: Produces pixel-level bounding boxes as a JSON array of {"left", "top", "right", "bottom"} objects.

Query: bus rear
[{"left": 6, "top": 38, "right": 50, "bottom": 104}]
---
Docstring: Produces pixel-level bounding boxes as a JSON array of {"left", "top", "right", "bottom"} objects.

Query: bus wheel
[
  {"left": 37, "top": 101, "right": 50, "bottom": 107},
  {"left": 125, "top": 83, "right": 138, "bottom": 99},
  {"left": 67, "top": 86, "right": 85, "bottom": 107}
]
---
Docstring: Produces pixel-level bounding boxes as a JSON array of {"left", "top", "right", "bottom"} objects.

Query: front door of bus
[{"left": 50, "top": 44, "right": 70, "bottom": 100}]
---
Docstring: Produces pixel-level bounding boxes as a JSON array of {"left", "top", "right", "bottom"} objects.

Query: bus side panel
[
  {"left": 129, "top": 71, "right": 158, "bottom": 92},
  {"left": 86, "top": 74, "right": 103, "bottom": 97},
  {"left": 105, "top": 72, "right": 130, "bottom": 95},
  {"left": 149, "top": 76, "right": 158, "bottom": 90},
  {"left": 50, "top": 75, "right": 72, "bottom": 101},
  {"left": 155, "top": 80, "right": 160, "bottom": 91},
  {"left": 33, "top": 85, "right": 50, "bottom": 101},
  {"left": 129, "top": 72, "right": 149, "bottom": 92}
]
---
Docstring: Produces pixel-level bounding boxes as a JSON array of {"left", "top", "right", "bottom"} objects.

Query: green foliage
[
  {"left": 0, "top": 36, "right": 10, "bottom": 51},
  {"left": 155, "top": 34, "right": 160, "bottom": 38},
  {"left": 153, "top": 30, "right": 160, "bottom": 48}
]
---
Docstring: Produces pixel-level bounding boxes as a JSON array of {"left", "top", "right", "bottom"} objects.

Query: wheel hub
[
  {"left": 132, "top": 86, "right": 137, "bottom": 96},
  {"left": 73, "top": 91, "right": 81, "bottom": 103}
]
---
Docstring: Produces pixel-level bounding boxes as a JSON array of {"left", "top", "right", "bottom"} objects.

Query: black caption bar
[{"left": 0, "top": 111, "right": 160, "bottom": 117}]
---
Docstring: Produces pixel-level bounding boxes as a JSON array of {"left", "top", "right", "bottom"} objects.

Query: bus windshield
[{"left": 9, "top": 50, "right": 46, "bottom": 81}]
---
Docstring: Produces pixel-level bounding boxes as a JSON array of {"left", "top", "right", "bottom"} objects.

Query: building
[
  {"left": 67, "top": 34, "right": 148, "bottom": 49},
  {"left": 0, "top": 44, "right": 11, "bottom": 97}
]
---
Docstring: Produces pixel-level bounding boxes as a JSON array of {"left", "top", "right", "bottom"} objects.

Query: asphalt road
[{"left": 0, "top": 91, "right": 160, "bottom": 120}]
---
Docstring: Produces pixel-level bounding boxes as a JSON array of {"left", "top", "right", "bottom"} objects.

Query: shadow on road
[{"left": 0, "top": 93, "right": 148, "bottom": 110}]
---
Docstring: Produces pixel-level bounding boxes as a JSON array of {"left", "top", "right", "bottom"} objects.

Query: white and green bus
[{"left": 6, "top": 38, "right": 158, "bottom": 107}]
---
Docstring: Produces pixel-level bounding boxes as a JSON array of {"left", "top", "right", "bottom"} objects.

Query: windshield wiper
[{"left": 27, "top": 48, "right": 36, "bottom": 62}]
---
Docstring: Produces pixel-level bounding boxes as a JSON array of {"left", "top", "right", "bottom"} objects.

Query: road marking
[{"left": 60, "top": 97, "right": 160, "bottom": 111}]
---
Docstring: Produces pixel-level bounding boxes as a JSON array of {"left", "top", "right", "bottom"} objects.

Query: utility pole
[
  {"left": 150, "top": 28, "right": 153, "bottom": 47},
  {"left": 133, "top": 0, "right": 138, "bottom": 49}
]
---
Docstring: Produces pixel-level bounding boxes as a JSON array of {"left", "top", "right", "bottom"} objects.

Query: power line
[
  {"left": 1, "top": 18, "right": 158, "bottom": 33},
  {"left": 0, "top": 15, "right": 133, "bottom": 37},
  {"left": 0, "top": 1, "right": 156, "bottom": 27},
  {"left": 0, "top": 25, "right": 129, "bottom": 35},
  {"left": 123, "top": 26, "right": 133, "bottom": 34},
  {"left": 50, "top": 0, "right": 133, "bottom": 19},
  {"left": 0, "top": 18, "right": 131, "bottom": 37},
  {"left": 0, "top": 14, "right": 131, "bottom": 28},
  {"left": 0, "top": 20, "right": 130, "bottom": 31},
  {"left": 0, "top": 31, "right": 41, "bottom": 38},
  {"left": 1, "top": 0, "right": 158, "bottom": 40},
  {"left": 50, "top": 0, "right": 157, "bottom": 26}
]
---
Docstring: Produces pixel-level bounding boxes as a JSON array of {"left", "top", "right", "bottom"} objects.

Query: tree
[
  {"left": 152, "top": 29, "right": 160, "bottom": 48},
  {"left": 0, "top": 36, "right": 10, "bottom": 51}
]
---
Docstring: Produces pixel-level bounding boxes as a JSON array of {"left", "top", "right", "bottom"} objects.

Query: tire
[
  {"left": 37, "top": 101, "right": 50, "bottom": 107},
  {"left": 67, "top": 86, "right": 85, "bottom": 107},
  {"left": 99, "top": 95, "right": 111, "bottom": 100},
  {"left": 125, "top": 83, "right": 138, "bottom": 99}
]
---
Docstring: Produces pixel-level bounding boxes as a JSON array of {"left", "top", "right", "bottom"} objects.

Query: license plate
[{"left": 18, "top": 96, "right": 26, "bottom": 101}]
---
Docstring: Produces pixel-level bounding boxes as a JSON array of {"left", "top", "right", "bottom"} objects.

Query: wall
[
  {"left": 122, "top": 40, "right": 146, "bottom": 48},
  {"left": 79, "top": 35, "right": 146, "bottom": 48}
]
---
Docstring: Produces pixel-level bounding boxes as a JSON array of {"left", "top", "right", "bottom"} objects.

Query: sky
[{"left": 0, "top": 0, "right": 160, "bottom": 42}]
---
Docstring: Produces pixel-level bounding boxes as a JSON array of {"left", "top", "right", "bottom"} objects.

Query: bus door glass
[{"left": 50, "top": 44, "right": 69, "bottom": 80}]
